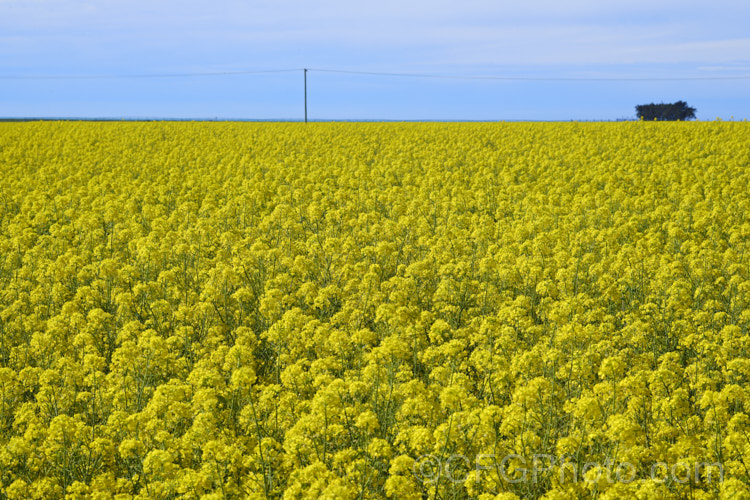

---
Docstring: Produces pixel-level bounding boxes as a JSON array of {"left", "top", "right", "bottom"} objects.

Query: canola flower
[{"left": 0, "top": 120, "right": 749, "bottom": 499}]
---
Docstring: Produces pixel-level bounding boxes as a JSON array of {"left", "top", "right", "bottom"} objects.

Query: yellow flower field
[{"left": 1, "top": 120, "right": 749, "bottom": 499}]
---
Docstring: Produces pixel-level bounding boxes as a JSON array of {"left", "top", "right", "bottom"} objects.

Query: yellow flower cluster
[{"left": 1, "top": 120, "right": 749, "bottom": 498}]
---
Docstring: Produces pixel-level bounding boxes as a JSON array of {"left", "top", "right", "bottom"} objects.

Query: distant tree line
[{"left": 636, "top": 101, "right": 696, "bottom": 121}]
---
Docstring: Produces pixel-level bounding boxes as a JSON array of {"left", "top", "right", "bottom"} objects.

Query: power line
[
  {"left": 308, "top": 68, "right": 750, "bottom": 81},
  {"left": 2, "top": 67, "right": 750, "bottom": 81},
  {"left": 0, "top": 68, "right": 302, "bottom": 80}
]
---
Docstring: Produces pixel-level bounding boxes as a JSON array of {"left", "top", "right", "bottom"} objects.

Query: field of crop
[{"left": 1, "top": 121, "right": 749, "bottom": 499}]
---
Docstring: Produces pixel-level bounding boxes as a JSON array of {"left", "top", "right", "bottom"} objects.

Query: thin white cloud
[
  {"left": 614, "top": 38, "right": 750, "bottom": 62},
  {"left": 437, "top": 35, "right": 750, "bottom": 67},
  {"left": 699, "top": 65, "right": 750, "bottom": 72}
]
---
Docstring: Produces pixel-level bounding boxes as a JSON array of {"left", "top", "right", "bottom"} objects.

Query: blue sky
[{"left": 2, "top": 0, "right": 750, "bottom": 120}]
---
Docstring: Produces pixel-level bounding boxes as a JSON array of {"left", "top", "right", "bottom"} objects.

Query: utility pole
[{"left": 304, "top": 68, "right": 308, "bottom": 123}]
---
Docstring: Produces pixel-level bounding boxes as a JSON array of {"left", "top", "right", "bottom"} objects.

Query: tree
[{"left": 635, "top": 101, "right": 696, "bottom": 121}]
